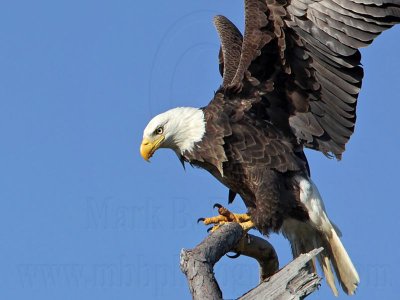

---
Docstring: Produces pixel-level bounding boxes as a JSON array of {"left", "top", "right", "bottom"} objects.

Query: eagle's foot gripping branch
[{"left": 198, "top": 203, "right": 254, "bottom": 233}]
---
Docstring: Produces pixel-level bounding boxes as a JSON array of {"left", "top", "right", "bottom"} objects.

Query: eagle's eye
[{"left": 155, "top": 126, "right": 164, "bottom": 135}]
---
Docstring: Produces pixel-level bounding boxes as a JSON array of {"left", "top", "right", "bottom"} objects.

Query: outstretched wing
[{"left": 215, "top": 0, "right": 400, "bottom": 158}]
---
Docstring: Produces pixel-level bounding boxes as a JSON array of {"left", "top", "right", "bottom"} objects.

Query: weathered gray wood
[
  {"left": 180, "top": 222, "right": 321, "bottom": 300},
  {"left": 180, "top": 222, "right": 244, "bottom": 300},
  {"left": 239, "top": 248, "right": 323, "bottom": 300},
  {"left": 232, "top": 234, "right": 279, "bottom": 282},
  {"left": 180, "top": 222, "right": 280, "bottom": 300}
]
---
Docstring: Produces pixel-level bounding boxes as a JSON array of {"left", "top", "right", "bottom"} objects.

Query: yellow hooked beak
[{"left": 140, "top": 135, "right": 165, "bottom": 161}]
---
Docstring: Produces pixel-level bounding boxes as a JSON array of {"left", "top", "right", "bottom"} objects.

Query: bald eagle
[{"left": 140, "top": 0, "right": 399, "bottom": 296}]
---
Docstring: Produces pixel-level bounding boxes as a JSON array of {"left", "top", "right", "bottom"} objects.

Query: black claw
[
  {"left": 213, "top": 203, "right": 223, "bottom": 209},
  {"left": 207, "top": 227, "right": 213, "bottom": 233},
  {"left": 226, "top": 252, "right": 241, "bottom": 259},
  {"left": 197, "top": 218, "right": 205, "bottom": 224}
]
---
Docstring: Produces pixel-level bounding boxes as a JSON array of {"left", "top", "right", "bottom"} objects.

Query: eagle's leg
[{"left": 198, "top": 203, "right": 254, "bottom": 233}]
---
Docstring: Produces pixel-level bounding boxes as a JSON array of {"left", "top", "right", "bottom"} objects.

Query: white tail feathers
[
  {"left": 327, "top": 228, "right": 360, "bottom": 295},
  {"left": 282, "top": 219, "right": 360, "bottom": 296},
  {"left": 282, "top": 176, "right": 360, "bottom": 296},
  {"left": 317, "top": 252, "right": 339, "bottom": 296}
]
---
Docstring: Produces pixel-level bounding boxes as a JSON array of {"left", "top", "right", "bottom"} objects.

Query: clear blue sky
[{"left": 1, "top": 1, "right": 399, "bottom": 299}]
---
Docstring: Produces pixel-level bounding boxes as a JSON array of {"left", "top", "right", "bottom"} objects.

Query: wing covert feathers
[{"left": 230, "top": 0, "right": 272, "bottom": 89}]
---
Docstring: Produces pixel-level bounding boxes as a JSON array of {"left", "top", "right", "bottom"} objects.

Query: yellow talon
[
  {"left": 198, "top": 204, "right": 255, "bottom": 233},
  {"left": 234, "top": 214, "right": 252, "bottom": 223},
  {"left": 202, "top": 215, "right": 229, "bottom": 225},
  {"left": 208, "top": 222, "right": 226, "bottom": 233}
]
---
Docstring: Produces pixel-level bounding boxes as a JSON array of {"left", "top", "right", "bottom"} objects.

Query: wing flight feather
[{"left": 215, "top": 0, "right": 399, "bottom": 158}]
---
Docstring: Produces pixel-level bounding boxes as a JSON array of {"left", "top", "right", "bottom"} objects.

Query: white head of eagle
[{"left": 141, "top": 107, "right": 206, "bottom": 160}]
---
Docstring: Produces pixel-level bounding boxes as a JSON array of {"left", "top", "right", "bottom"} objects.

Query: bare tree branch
[
  {"left": 180, "top": 222, "right": 245, "bottom": 300},
  {"left": 239, "top": 248, "right": 323, "bottom": 300},
  {"left": 180, "top": 222, "right": 322, "bottom": 300},
  {"left": 232, "top": 233, "right": 279, "bottom": 282}
]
